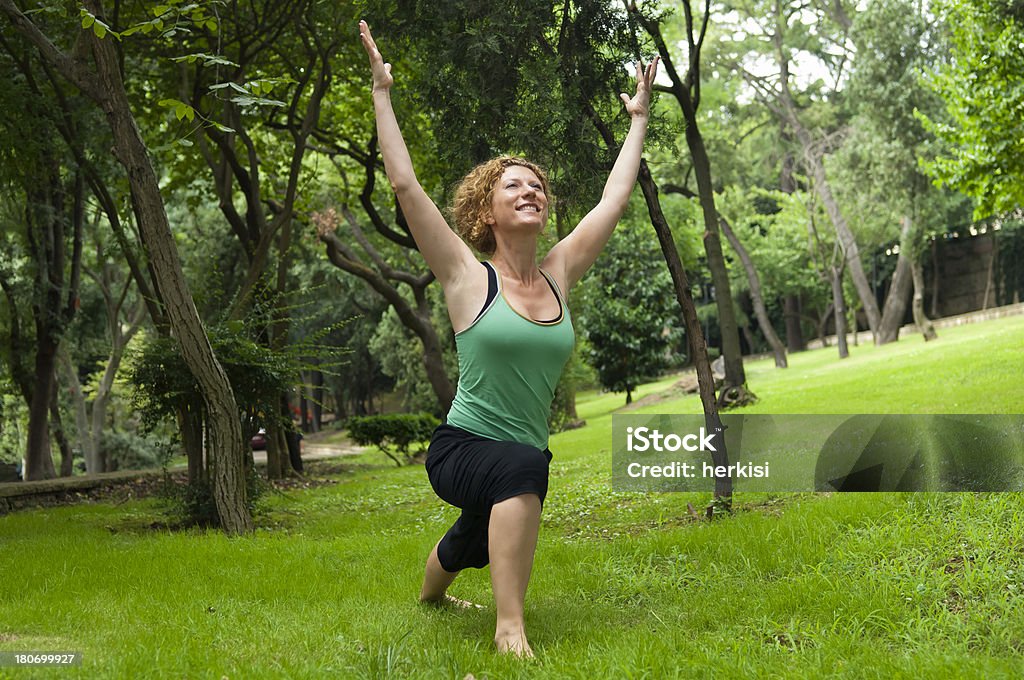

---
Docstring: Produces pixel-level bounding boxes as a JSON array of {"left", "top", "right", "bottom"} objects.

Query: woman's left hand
[{"left": 619, "top": 56, "right": 659, "bottom": 119}]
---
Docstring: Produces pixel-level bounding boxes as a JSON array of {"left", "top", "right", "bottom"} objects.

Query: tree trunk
[
  {"left": 566, "top": 387, "right": 580, "bottom": 421},
  {"left": 265, "top": 419, "right": 285, "bottom": 480},
  {"left": 799, "top": 133, "right": 882, "bottom": 339},
  {"left": 758, "top": 14, "right": 881, "bottom": 341},
  {"left": 628, "top": 3, "right": 747, "bottom": 392},
  {"left": 49, "top": 376, "right": 74, "bottom": 477},
  {"left": 686, "top": 116, "right": 747, "bottom": 389},
  {"left": 876, "top": 218, "right": 915, "bottom": 344},
  {"left": 783, "top": 294, "right": 805, "bottom": 351},
  {"left": 311, "top": 368, "right": 323, "bottom": 432},
  {"left": 20, "top": 160, "right": 82, "bottom": 481},
  {"left": 911, "top": 259, "right": 937, "bottom": 341},
  {"left": 178, "top": 404, "right": 205, "bottom": 485},
  {"left": 299, "top": 379, "right": 310, "bottom": 433},
  {"left": 830, "top": 265, "right": 850, "bottom": 360},
  {"left": 61, "top": 349, "right": 98, "bottom": 473},
  {"left": 285, "top": 425, "right": 304, "bottom": 474},
  {"left": 930, "top": 238, "right": 941, "bottom": 317},
  {"left": 719, "top": 215, "right": 787, "bottom": 367},
  {"left": 88, "top": 343, "right": 125, "bottom": 472},
  {"left": 25, "top": 339, "right": 58, "bottom": 481},
  {"left": 982, "top": 230, "right": 997, "bottom": 310},
  {"left": 815, "top": 303, "right": 832, "bottom": 346},
  {"left": 84, "top": 8, "right": 251, "bottom": 534},
  {"left": 638, "top": 161, "right": 731, "bottom": 501},
  {"left": 739, "top": 322, "right": 755, "bottom": 355}
]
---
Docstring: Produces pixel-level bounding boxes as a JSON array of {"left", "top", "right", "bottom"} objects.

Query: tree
[
  {"left": 725, "top": 0, "right": 889, "bottom": 342},
  {"left": 580, "top": 220, "right": 681, "bottom": 404},
  {"left": 629, "top": 0, "right": 753, "bottom": 396},
  {"left": 59, "top": 230, "right": 146, "bottom": 474},
  {"left": 314, "top": 204, "right": 456, "bottom": 413},
  {"left": 0, "top": 35, "right": 84, "bottom": 480},
  {"left": 920, "top": 0, "right": 1024, "bottom": 218},
  {"left": 2, "top": 0, "right": 252, "bottom": 533},
  {"left": 836, "top": 0, "right": 974, "bottom": 342}
]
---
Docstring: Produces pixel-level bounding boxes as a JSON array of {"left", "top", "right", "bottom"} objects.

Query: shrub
[
  {"left": 345, "top": 413, "right": 439, "bottom": 466},
  {"left": 99, "top": 431, "right": 176, "bottom": 471}
]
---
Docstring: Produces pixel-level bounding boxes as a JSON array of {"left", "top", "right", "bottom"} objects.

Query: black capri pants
[{"left": 425, "top": 424, "right": 553, "bottom": 572}]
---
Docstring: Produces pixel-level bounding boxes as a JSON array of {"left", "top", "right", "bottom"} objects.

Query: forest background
[{"left": 1, "top": 0, "right": 1023, "bottom": 534}]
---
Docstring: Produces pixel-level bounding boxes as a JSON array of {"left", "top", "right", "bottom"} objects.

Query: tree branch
[{"left": 0, "top": 0, "right": 105, "bottom": 102}]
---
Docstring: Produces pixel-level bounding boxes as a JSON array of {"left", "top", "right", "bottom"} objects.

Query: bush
[
  {"left": 99, "top": 431, "right": 176, "bottom": 471},
  {"left": 345, "top": 413, "right": 439, "bottom": 466}
]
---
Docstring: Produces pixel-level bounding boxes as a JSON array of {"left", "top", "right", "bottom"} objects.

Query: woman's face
[{"left": 487, "top": 165, "right": 548, "bottom": 235}]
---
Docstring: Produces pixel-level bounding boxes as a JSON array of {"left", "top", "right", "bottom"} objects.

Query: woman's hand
[
  {"left": 359, "top": 20, "right": 393, "bottom": 93},
  {"left": 619, "top": 56, "right": 659, "bottom": 119}
]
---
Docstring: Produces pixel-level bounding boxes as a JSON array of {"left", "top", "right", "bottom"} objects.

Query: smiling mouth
[{"left": 516, "top": 204, "right": 541, "bottom": 212}]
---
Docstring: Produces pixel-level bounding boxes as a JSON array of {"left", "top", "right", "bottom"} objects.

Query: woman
[{"left": 359, "top": 20, "right": 657, "bottom": 656}]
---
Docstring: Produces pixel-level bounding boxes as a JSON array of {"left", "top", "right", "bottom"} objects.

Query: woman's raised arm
[{"left": 358, "top": 21, "right": 476, "bottom": 287}]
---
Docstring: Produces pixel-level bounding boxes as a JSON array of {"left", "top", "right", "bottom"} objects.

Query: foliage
[
  {"left": 579, "top": 218, "right": 682, "bottom": 404},
  {"left": 718, "top": 187, "right": 823, "bottom": 301},
  {"left": 392, "top": 0, "right": 660, "bottom": 224},
  {"left": 345, "top": 412, "right": 440, "bottom": 466},
  {"left": 920, "top": 0, "right": 1024, "bottom": 217},
  {"left": 128, "top": 289, "right": 350, "bottom": 434},
  {"left": 367, "top": 289, "right": 457, "bottom": 416},
  {"left": 823, "top": 0, "right": 972, "bottom": 259},
  {"left": 98, "top": 430, "right": 177, "bottom": 472},
  {"left": 0, "top": 390, "right": 25, "bottom": 464},
  {"left": 549, "top": 347, "right": 599, "bottom": 434}
]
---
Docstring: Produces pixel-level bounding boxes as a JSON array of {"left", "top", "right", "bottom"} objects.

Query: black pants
[{"left": 425, "top": 424, "right": 552, "bottom": 571}]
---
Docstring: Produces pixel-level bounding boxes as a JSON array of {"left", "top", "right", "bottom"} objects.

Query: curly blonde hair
[{"left": 451, "top": 156, "right": 552, "bottom": 255}]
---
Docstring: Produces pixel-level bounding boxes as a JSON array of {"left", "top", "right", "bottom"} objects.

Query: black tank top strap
[
  {"left": 473, "top": 261, "right": 499, "bottom": 323},
  {"left": 535, "top": 269, "right": 564, "bottom": 324}
]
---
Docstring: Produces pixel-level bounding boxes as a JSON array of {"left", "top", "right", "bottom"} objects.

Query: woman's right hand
[{"left": 359, "top": 20, "right": 393, "bottom": 93}]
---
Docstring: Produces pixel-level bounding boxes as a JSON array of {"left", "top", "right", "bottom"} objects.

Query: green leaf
[
  {"left": 230, "top": 95, "right": 286, "bottom": 108},
  {"left": 153, "top": 5, "right": 169, "bottom": 16},
  {"left": 177, "top": 138, "right": 194, "bottom": 147},
  {"left": 175, "top": 103, "right": 187, "bottom": 120},
  {"left": 81, "top": 15, "right": 95, "bottom": 29},
  {"left": 212, "top": 122, "right": 235, "bottom": 133},
  {"left": 172, "top": 53, "right": 239, "bottom": 67},
  {"left": 93, "top": 22, "right": 106, "bottom": 38}
]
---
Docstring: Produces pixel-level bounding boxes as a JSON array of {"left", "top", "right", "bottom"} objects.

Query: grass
[{"left": 1, "top": 315, "right": 1023, "bottom": 678}]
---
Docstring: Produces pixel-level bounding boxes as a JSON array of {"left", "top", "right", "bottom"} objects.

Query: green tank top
[{"left": 446, "top": 263, "right": 575, "bottom": 450}]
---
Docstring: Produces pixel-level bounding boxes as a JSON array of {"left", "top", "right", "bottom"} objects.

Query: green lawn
[{"left": 1, "top": 316, "right": 1023, "bottom": 678}]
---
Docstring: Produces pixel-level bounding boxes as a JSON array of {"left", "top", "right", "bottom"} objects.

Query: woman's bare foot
[
  {"left": 420, "top": 594, "right": 484, "bottom": 610},
  {"left": 494, "top": 627, "right": 534, "bottom": 657}
]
